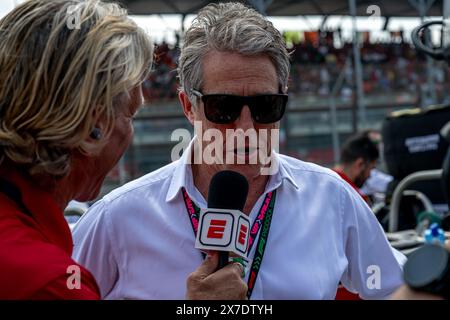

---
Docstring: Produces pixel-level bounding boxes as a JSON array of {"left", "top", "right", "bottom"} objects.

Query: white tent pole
[
  {"left": 443, "top": 0, "right": 450, "bottom": 48},
  {"left": 349, "top": 0, "right": 367, "bottom": 130}
]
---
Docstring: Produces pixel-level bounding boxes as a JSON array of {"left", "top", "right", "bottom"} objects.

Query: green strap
[{"left": 246, "top": 189, "right": 276, "bottom": 299}]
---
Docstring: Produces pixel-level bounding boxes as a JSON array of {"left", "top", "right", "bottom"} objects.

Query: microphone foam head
[{"left": 207, "top": 170, "right": 249, "bottom": 211}]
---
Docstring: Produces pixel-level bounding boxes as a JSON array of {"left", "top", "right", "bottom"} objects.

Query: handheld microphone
[{"left": 195, "top": 170, "right": 249, "bottom": 270}]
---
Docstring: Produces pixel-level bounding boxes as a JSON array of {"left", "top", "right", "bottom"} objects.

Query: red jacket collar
[
  {"left": 0, "top": 167, "right": 73, "bottom": 255},
  {"left": 333, "top": 168, "right": 370, "bottom": 203}
]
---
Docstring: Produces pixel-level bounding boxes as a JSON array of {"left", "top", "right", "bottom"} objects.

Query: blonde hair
[{"left": 0, "top": 0, "right": 153, "bottom": 178}]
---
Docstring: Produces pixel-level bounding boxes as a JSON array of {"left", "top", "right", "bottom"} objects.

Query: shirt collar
[
  {"left": 266, "top": 152, "right": 300, "bottom": 192},
  {"left": 166, "top": 137, "right": 199, "bottom": 203},
  {"left": 166, "top": 138, "right": 300, "bottom": 203}
]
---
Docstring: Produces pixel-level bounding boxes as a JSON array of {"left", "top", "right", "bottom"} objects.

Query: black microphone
[{"left": 207, "top": 170, "right": 249, "bottom": 269}]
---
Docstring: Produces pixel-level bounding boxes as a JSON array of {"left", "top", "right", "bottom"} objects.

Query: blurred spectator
[
  {"left": 142, "top": 41, "right": 179, "bottom": 101},
  {"left": 360, "top": 168, "right": 394, "bottom": 200},
  {"left": 360, "top": 131, "right": 394, "bottom": 201},
  {"left": 333, "top": 130, "right": 380, "bottom": 203}
]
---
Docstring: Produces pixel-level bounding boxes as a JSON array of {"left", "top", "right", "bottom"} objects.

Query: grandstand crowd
[{"left": 143, "top": 29, "right": 450, "bottom": 105}]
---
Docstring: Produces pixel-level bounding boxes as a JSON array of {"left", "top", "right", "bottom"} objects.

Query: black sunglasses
[{"left": 191, "top": 89, "right": 288, "bottom": 124}]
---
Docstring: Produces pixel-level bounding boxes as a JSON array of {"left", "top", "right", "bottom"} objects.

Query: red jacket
[
  {"left": 333, "top": 169, "right": 370, "bottom": 204},
  {"left": 0, "top": 168, "right": 100, "bottom": 299}
]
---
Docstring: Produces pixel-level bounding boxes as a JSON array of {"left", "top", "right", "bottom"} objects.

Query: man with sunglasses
[{"left": 73, "top": 2, "right": 405, "bottom": 299}]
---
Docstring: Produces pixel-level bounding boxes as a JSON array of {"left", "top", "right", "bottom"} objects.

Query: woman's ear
[
  {"left": 90, "top": 127, "right": 102, "bottom": 140},
  {"left": 84, "top": 113, "right": 107, "bottom": 146},
  {"left": 88, "top": 116, "right": 106, "bottom": 142},
  {"left": 179, "top": 90, "right": 196, "bottom": 125}
]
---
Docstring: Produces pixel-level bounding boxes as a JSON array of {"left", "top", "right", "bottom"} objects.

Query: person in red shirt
[
  {"left": 333, "top": 130, "right": 380, "bottom": 300},
  {"left": 333, "top": 131, "right": 380, "bottom": 204},
  {"left": 0, "top": 0, "right": 246, "bottom": 300}
]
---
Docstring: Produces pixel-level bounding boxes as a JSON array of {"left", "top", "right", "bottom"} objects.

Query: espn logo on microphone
[{"left": 195, "top": 208, "right": 251, "bottom": 258}]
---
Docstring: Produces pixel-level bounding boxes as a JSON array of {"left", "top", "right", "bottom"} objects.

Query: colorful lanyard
[{"left": 181, "top": 187, "right": 276, "bottom": 299}]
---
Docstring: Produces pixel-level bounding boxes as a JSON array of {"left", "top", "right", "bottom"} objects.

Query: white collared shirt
[{"left": 72, "top": 141, "right": 406, "bottom": 300}]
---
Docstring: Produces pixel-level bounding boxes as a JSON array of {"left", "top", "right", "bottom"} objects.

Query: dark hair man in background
[{"left": 333, "top": 130, "right": 380, "bottom": 203}]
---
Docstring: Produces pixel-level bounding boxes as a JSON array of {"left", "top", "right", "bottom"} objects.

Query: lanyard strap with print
[{"left": 181, "top": 187, "right": 276, "bottom": 299}]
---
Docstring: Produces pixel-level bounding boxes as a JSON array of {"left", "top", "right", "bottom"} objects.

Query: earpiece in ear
[{"left": 90, "top": 127, "right": 102, "bottom": 140}]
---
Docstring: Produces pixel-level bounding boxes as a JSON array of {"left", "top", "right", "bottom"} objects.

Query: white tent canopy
[{"left": 121, "top": 0, "right": 443, "bottom": 17}]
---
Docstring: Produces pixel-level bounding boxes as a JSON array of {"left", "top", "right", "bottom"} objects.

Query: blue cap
[
  {"left": 430, "top": 223, "right": 440, "bottom": 237},
  {"left": 425, "top": 223, "right": 446, "bottom": 245}
]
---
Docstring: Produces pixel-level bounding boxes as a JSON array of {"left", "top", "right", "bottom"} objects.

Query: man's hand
[
  {"left": 390, "top": 285, "right": 443, "bottom": 300},
  {"left": 186, "top": 251, "right": 248, "bottom": 300}
]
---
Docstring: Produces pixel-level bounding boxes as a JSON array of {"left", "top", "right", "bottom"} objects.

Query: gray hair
[{"left": 178, "top": 2, "right": 290, "bottom": 103}]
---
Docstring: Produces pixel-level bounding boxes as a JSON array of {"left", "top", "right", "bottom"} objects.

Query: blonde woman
[{"left": 0, "top": 0, "right": 246, "bottom": 300}]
